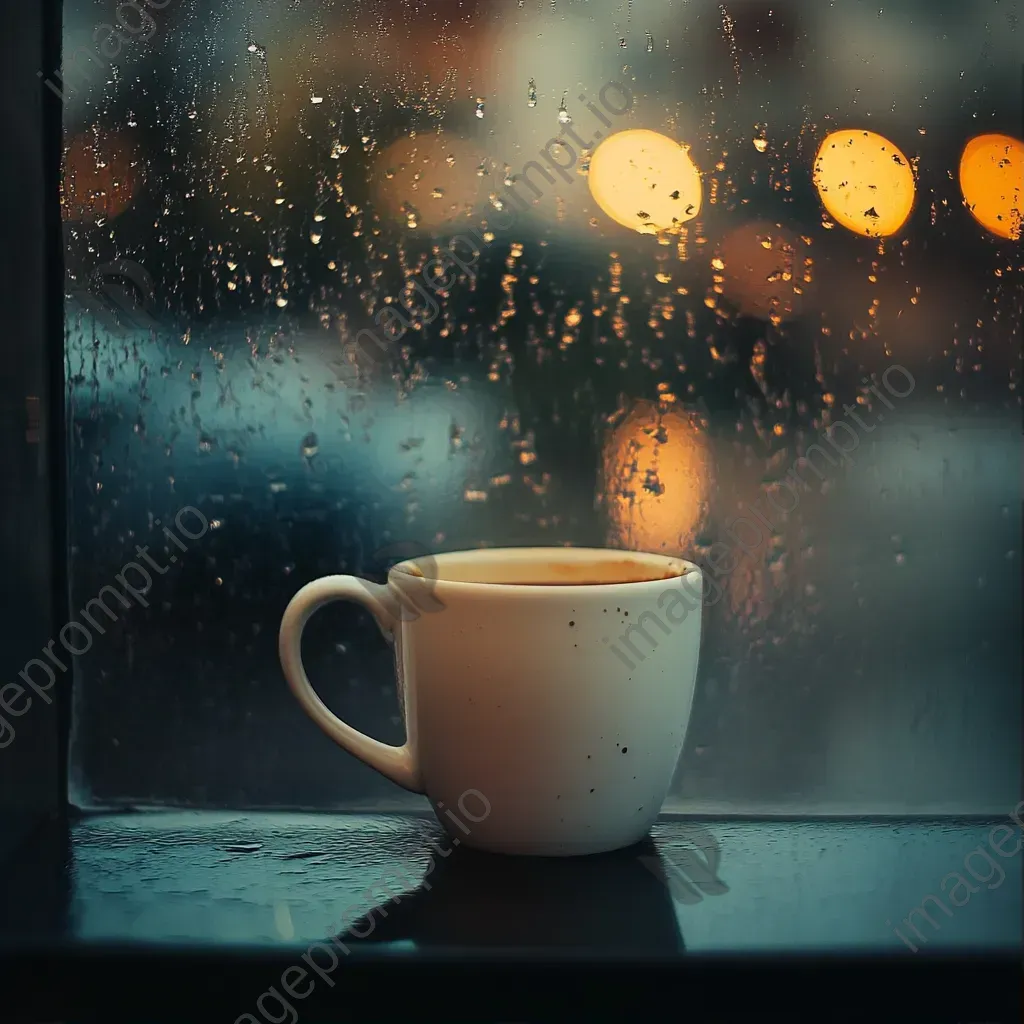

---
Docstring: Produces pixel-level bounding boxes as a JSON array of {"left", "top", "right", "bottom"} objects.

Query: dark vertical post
[{"left": 0, "top": 0, "right": 66, "bottom": 855}]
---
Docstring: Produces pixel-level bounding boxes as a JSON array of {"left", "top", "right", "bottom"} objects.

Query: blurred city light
[
  {"left": 62, "top": 131, "right": 139, "bottom": 223},
  {"left": 374, "top": 133, "right": 484, "bottom": 230},
  {"left": 812, "top": 129, "right": 915, "bottom": 238},
  {"left": 603, "top": 400, "right": 713, "bottom": 554},
  {"left": 588, "top": 129, "right": 703, "bottom": 235},
  {"left": 958, "top": 133, "right": 1023, "bottom": 241},
  {"left": 716, "top": 221, "right": 813, "bottom": 324}
]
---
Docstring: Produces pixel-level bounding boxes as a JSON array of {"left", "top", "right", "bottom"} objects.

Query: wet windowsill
[{"left": 0, "top": 810, "right": 1019, "bottom": 1020}]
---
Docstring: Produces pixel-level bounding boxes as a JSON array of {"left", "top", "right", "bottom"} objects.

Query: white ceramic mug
[{"left": 279, "top": 547, "right": 703, "bottom": 856}]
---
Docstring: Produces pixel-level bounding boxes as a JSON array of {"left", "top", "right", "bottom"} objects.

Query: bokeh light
[
  {"left": 812, "top": 129, "right": 915, "bottom": 238},
  {"left": 62, "top": 131, "right": 139, "bottom": 223},
  {"left": 588, "top": 129, "right": 703, "bottom": 235},
  {"left": 958, "top": 133, "right": 1023, "bottom": 241},
  {"left": 373, "top": 133, "right": 484, "bottom": 231},
  {"left": 602, "top": 400, "right": 713, "bottom": 555},
  {"left": 717, "top": 221, "right": 814, "bottom": 324}
]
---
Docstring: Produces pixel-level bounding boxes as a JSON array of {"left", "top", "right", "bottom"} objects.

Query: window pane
[{"left": 60, "top": 0, "right": 1021, "bottom": 811}]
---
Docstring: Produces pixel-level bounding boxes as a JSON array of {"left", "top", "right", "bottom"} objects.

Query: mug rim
[{"left": 388, "top": 546, "right": 701, "bottom": 591}]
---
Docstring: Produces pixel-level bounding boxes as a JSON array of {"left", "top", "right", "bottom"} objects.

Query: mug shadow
[{"left": 336, "top": 837, "right": 687, "bottom": 955}]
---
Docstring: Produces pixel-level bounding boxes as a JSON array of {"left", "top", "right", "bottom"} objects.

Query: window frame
[
  {"left": 0, "top": 0, "right": 68, "bottom": 847},
  {"left": 0, "top": 5, "right": 1020, "bottom": 1022}
]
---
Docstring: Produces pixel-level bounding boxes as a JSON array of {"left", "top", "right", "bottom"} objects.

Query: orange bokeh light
[
  {"left": 959, "top": 133, "right": 1023, "bottom": 241},
  {"left": 813, "top": 130, "right": 915, "bottom": 238},
  {"left": 717, "top": 221, "right": 813, "bottom": 324},
  {"left": 374, "top": 133, "right": 484, "bottom": 231},
  {"left": 602, "top": 400, "right": 713, "bottom": 555},
  {"left": 62, "top": 131, "right": 139, "bottom": 223}
]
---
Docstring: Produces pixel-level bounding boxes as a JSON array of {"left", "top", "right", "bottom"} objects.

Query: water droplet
[
  {"left": 646, "top": 32, "right": 654, "bottom": 52},
  {"left": 475, "top": 97, "right": 486, "bottom": 118},
  {"left": 402, "top": 202, "right": 420, "bottom": 229},
  {"left": 557, "top": 94, "right": 571, "bottom": 124},
  {"left": 527, "top": 78, "right": 538, "bottom": 108},
  {"left": 300, "top": 432, "right": 320, "bottom": 458}
]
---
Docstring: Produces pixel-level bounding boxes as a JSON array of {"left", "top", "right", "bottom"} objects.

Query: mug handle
[{"left": 279, "top": 575, "right": 424, "bottom": 793}]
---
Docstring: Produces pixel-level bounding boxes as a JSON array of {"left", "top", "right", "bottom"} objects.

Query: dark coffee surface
[
  {"left": 488, "top": 573, "right": 685, "bottom": 586},
  {"left": 403, "top": 558, "right": 690, "bottom": 586}
]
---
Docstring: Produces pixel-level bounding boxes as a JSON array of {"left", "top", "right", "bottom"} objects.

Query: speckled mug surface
[{"left": 280, "top": 547, "right": 703, "bottom": 856}]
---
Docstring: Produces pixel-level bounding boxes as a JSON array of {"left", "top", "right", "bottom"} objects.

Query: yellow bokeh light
[
  {"left": 813, "top": 130, "right": 915, "bottom": 238},
  {"left": 588, "top": 129, "right": 702, "bottom": 235},
  {"left": 717, "top": 221, "right": 813, "bottom": 323},
  {"left": 602, "top": 400, "right": 713, "bottom": 554},
  {"left": 959, "top": 133, "right": 1023, "bottom": 241}
]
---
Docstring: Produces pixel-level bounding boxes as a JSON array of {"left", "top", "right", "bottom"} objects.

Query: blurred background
[{"left": 60, "top": 0, "right": 1021, "bottom": 812}]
